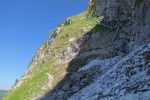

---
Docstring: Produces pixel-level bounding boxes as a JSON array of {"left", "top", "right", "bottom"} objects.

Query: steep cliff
[{"left": 4, "top": 0, "right": 150, "bottom": 100}]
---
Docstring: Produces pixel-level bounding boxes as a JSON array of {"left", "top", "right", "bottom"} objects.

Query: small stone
[
  {"left": 72, "top": 86, "right": 80, "bottom": 93},
  {"left": 103, "top": 88, "right": 111, "bottom": 95},
  {"left": 62, "top": 84, "right": 70, "bottom": 91},
  {"left": 119, "top": 15, "right": 127, "bottom": 21}
]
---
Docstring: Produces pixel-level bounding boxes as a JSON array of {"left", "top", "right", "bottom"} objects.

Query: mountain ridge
[{"left": 4, "top": 0, "right": 150, "bottom": 100}]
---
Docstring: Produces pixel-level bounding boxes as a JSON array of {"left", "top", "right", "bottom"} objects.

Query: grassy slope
[
  {"left": 50, "top": 12, "right": 98, "bottom": 56},
  {"left": 3, "top": 12, "right": 98, "bottom": 100}
]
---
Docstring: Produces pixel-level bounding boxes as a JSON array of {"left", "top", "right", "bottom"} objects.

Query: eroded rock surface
[{"left": 68, "top": 42, "right": 150, "bottom": 100}]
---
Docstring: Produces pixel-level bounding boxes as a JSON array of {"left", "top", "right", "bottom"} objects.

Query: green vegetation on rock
[
  {"left": 87, "top": 0, "right": 96, "bottom": 16},
  {"left": 3, "top": 12, "right": 101, "bottom": 100},
  {"left": 3, "top": 57, "right": 68, "bottom": 100},
  {"left": 50, "top": 12, "right": 98, "bottom": 57},
  {"left": 50, "top": 30, "right": 54, "bottom": 37}
]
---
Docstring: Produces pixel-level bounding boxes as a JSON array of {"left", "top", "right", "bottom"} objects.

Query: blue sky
[{"left": 0, "top": 0, "right": 88, "bottom": 90}]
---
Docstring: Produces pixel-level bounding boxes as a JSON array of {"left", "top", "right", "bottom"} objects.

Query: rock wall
[
  {"left": 91, "top": 0, "right": 150, "bottom": 51},
  {"left": 68, "top": 42, "right": 150, "bottom": 100}
]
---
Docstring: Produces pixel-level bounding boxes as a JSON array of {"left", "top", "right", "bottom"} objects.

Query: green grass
[
  {"left": 3, "top": 59, "right": 53, "bottom": 100},
  {"left": 3, "top": 57, "right": 68, "bottom": 100},
  {"left": 50, "top": 30, "right": 54, "bottom": 37},
  {"left": 93, "top": 24, "right": 111, "bottom": 33}
]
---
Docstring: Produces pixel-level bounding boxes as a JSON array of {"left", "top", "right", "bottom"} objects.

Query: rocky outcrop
[
  {"left": 40, "top": 42, "right": 150, "bottom": 100},
  {"left": 68, "top": 42, "right": 150, "bottom": 100},
  {"left": 90, "top": 0, "right": 150, "bottom": 51}
]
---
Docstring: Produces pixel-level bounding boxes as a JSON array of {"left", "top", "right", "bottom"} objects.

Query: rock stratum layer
[{"left": 4, "top": 0, "right": 150, "bottom": 100}]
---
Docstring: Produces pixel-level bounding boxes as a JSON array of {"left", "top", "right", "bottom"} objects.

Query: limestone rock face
[
  {"left": 68, "top": 42, "right": 150, "bottom": 100},
  {"left": 91, "top": 0, "right": 150, "bottom": 51}
]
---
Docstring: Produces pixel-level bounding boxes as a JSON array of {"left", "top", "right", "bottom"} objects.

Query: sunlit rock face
[
  {"left": 94, "top": 0, "right": 134, "bottom": 21},
  {"left": 92, "top": 0, "right": 150, "bottom": 51}
]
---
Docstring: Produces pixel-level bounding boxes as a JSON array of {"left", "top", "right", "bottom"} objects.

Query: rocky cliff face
[
  {"left": 90, "top": 0, "right": 150, "bottom": 51},
  {"left": 4, "top": 0, "right": 150, "bottom": 100},
  {"left": 68, "top": 42, "right": 150, "bottom": 100}
]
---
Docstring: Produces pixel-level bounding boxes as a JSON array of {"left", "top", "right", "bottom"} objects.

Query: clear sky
[{"left": 0, "top": 0, "right": 88, "bottom": 90}]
